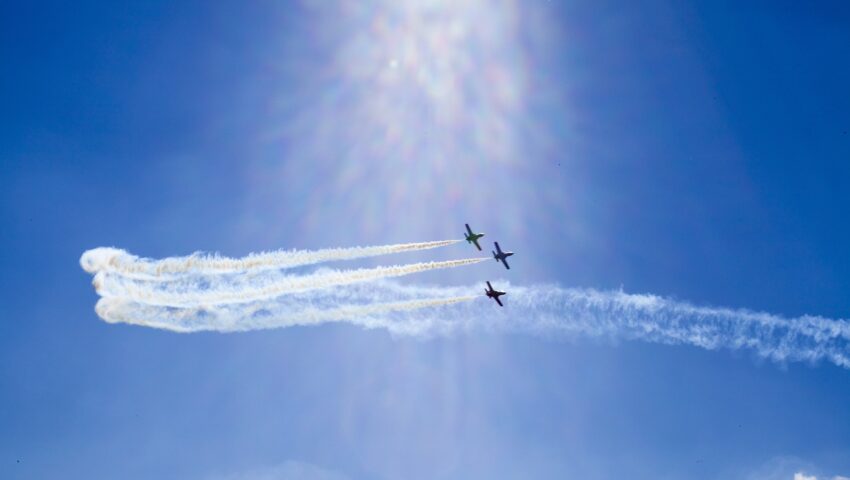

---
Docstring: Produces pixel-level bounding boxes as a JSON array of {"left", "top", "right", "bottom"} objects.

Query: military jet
[
  {"left": 485, "top": 281, "right": 506, "bottom": 306},
  {"left": 492, "top": 242, "right": 514, "bottom": 270},
  {"left": 464, "top": 223, "right": 485, "bottom": 251}
]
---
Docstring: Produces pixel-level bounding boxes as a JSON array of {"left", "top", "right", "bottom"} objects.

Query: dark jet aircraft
[
  {"left": 464, "top": 223, "right": 485, "bottom": 251},
  {"left": 485, "top": 281, "right": 506, "bottom": 306},
  {"left": 492, "top": 242, "right": 514, "bottom": 270}
]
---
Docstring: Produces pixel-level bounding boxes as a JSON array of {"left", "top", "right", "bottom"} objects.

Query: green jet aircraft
[{"left": 464, "top": 223, "right": 485, "bottom": 251}]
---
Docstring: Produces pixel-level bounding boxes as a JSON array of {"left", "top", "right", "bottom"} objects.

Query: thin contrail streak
[
  {"left": 90, "top": 280, "right": 850, "bottom": 369},
  {"left": 95, "top": 295, "right": 478, "bottom": 333},
  {"left": 79, "top": 239, "right": 461, "bottom": 279},
  {"left": 92, "top": 258, "right": 487, "bottom": 307}
]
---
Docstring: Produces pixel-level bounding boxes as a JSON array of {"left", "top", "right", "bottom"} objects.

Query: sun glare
[{"left": 245, "top": 0, "right": 560, "bottom": 245}]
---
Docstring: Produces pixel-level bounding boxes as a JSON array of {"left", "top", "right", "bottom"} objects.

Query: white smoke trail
[
  {"left": 92, "top": 258, "right": 487, "bottom": 307},
  {"left": 90, "top": 280, "right": 850, "bottom": 369},
  {"left": 95, "top": 294, "right": 478, "bottom": 333},
  {"left": 79, "top": 239, "right": 461, "bottom": 279}
]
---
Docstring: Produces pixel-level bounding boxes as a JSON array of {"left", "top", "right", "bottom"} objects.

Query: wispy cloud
[
  {"left": 206, "top": 460, "right": 350, "bottom": 480},
  {"left": 796, "top": 474, "right": 818, "bottom": 480},
  {"left": 795, "top": 473, "right": 850, "bottom": 480},
  {"left": 741, "top": 454, "right": 849, "bottom": 480}
]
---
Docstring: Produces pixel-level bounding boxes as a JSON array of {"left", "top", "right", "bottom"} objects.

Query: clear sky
[{"left": 2, "top": 0, "right": 850, "bottom": 479}]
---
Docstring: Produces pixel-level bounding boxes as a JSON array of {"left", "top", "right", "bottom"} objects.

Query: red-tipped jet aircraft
[{"left": 485, "top": 281, "right": 506, "bottom": 307}]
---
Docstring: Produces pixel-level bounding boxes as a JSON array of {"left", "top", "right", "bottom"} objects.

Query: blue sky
[{"left": 2, "top": 0, "right": 850, "bottom": 479}]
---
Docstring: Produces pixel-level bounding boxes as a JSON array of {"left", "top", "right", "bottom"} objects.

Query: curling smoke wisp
[
  {"left": 80, "top": 239, "right": 460, "bottom": 279},
  {"left": 95, "top": 293, "right": 478, "bottom": 333},
  {"left": 93, "top": 281, "right": 850, "bottom": 369},
  {"left": 92, "top": 258, "right": 486, "bottom": 307},
  {"left": 80, "top": 244, "right": 850, "bottom": 370}
]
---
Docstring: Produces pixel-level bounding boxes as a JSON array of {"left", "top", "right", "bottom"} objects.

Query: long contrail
[
  {"left": 79, "top": 239, "right": 461, "bottom": 279},
  {"left": 92, "top": 258, "right": 487, "bottom": 307},
  {"left": 89, "top": 280, "right": 850, "bottom": 369},
  {"left": 95, "top": 294, "right": 478, "bottom": 333}
]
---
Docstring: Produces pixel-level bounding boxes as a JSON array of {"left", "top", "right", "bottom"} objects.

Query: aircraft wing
[
  {"left": 502, "top": 258, "right": 510, "bottom": 270},
  {"left": 495, "top": 296, "right": 503, "bottom": 307},
  {"left": 494, "top": 242, "right": 503, "bottom": 255},
  {"left": 466, "top": 224, "right": 473, "bottom": 235},
  {"left": 472, "top": 238, "right": 482, "bottom": 251}
]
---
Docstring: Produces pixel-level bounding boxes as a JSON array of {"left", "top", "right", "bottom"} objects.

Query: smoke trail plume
[
  {"left": 91, "top": 280, "right": 850, "bottom": 369},
  {"left": 92, "top": 258, "right": 487, "bottom": 307},
  {"left": 95, "top": 294, "right": 477, "bottom": 333},
  {"left": 79, "top": 239, "right": 461, "bottom": 279}
]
